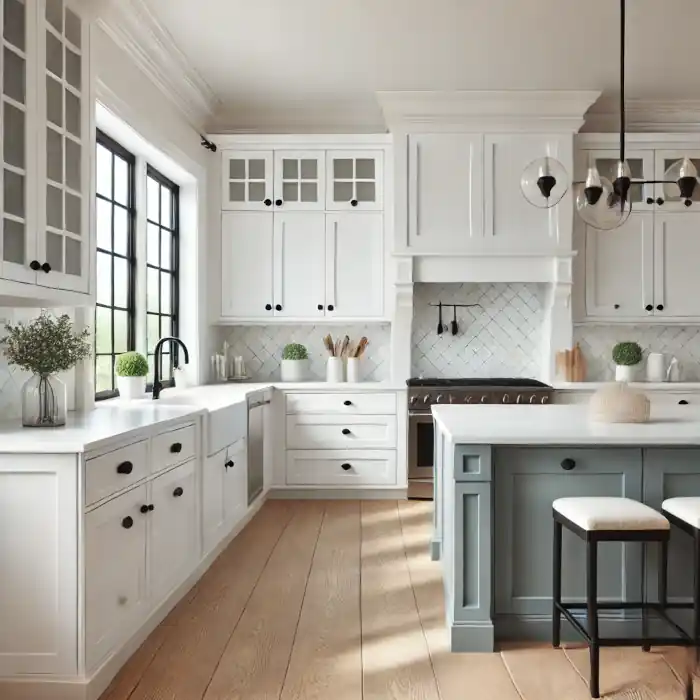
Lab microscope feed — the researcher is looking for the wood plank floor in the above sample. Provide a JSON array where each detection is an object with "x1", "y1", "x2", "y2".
[{"x1": 101, "y1": 500, "x2": 696, "y2": 700}]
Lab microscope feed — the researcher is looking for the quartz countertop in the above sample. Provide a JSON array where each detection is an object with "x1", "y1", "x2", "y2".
[
  {"x1": 554, "y1": 382, "x2": 700, "y2": 392},
  {"x1": 432, "y1": 404, "x2": 700, "y2": 446}
]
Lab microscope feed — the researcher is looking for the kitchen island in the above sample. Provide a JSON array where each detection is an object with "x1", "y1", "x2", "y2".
[{"x1": 431, "y1": 403, "x2": 700, "y2": 652}]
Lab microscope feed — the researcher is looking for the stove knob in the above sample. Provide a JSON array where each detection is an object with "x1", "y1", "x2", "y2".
[
  {"x1": 529, "y1": 395, "x2": 537, "y2": 404},
  {"x1": 480, "y1": 395, "x2": 489, "y2": 404},
  {"x1": 465, "y1": 396, "x2": 473, "y2": 404},
  {"x1": 436, "y1": 394, "x2": 444, "y2": 403},
  {"x1": 516, "y1": 394, "x2": 523, "y2": 404},
  {"x1": 449, "y1": 394, "x2": 456, "y2": 404},
  {"x1": 409, "y1": 396, "x2": 417, "y2": 405},
  {"x1": 422, "y1": 395, "x2": 431, "y2": 404},
  {"x1": 541, "y1": 396, "x2": 550, "y2": 405},
  {"x1": 502, "y1": 394, "x2": 510, "y2": 404}
]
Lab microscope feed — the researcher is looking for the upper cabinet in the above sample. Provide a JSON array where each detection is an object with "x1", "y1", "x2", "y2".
[
  {"x1": 222, "y1": 151, "x2": 273, "y2": 211},
  {"x1": 326, "y1": 150, "x2": 383, "y2": 211},
  {"x1": 274, "y1": 151, "x2": 325, "y2": 211},
  {"x1": 0, "y1": 0, "x2": 91, "y2": 299}
]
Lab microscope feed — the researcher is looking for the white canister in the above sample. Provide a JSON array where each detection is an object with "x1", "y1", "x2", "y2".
[
  {"x1": 646, "y1": 352, "x2": 666, "y2": 382},
  {"x1": 281, "y1": 359, "x2": 307, "y2": 382},
  {"x1": 346, "y1": 357, "x2": 360, "y2": 383},
  {"x1": 615, "y1": 364, "x2": 636, "y2": 382},
  {"x1": 326, "y1": 357, "x2": 345, "y2": 383}
]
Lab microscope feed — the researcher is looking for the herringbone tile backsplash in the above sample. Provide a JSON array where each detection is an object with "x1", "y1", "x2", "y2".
[
  {"x1": 216, "y1": 324, "x2": 391, "y2": 382},
  {"x1": 411, "y1": 283, "x2": 546, "y2": 379},
  {"x1": 574, "y1": 325, "x2": 700, "y2": 381}
]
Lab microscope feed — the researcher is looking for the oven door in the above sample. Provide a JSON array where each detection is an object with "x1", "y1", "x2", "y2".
[{"x1": 408, "y1": 411, "x2": 435, "y2": 480}]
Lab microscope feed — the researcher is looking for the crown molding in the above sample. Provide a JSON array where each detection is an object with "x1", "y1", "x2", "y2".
[
  {"x1": 96, "y1": 0, "x2": 220, "y2": 130},
  {"x1": 584, "y1": 99, "x2": 700, "y2": 133},
  {"x1": 377, "y1": 90, "x2": 602, "y2": 134}
]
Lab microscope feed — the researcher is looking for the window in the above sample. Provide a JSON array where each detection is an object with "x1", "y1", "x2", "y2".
[
  {"x1": 95, "y1": 131, "x2": 136, "y2": 399},
  {"x1": 94, "y1": 132, "x2": 180, "y2": 399}
]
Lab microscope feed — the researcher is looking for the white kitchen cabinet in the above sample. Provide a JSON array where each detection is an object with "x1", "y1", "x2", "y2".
[
  {"x1": 148, "y1": 461, "x2": 198, "y2": 605},
  {"x1": 407, "y1": 133, "x2": 484, "y2": 251},
  {"x1": 654, "y1": 150, "x2": 700, "y2": 211},
  {"x1": 326, "y1": 150, "x2": 383, "y2": 211},
  {"x1": 221, "y1": 211, "x2": 274, "y2": 319},
  {"x1": 273, "y1": 211, "x2": 326, "y2": 317},
  {"x1": 584, "y1": 213, "x2": 653, "y2": 318},
  {"x1": 274, "y1": 150, "x2": 325, "y2": 211},
  {"x1": 224, "y1": 438, "x2": 247, "y2": 526},
  {"x1": 222, "y1": 150, "x2": 273, "y2": 211},
  {"x1": 326, "y1": 212, "x2": 383, "y2": 318},
  {"x1": 85, "y1": 484, "x2": 148, "y2": 673}
]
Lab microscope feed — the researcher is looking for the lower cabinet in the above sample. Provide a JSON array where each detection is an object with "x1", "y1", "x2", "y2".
[
  {"x1": 493, "y1": 447, "x2": 643, "y2": 616},
  {"x1": 286, "y1": 450, "x2": 397, "y2": 486}
]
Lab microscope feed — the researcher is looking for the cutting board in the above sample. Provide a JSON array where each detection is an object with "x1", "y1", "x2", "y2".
[{"x1": 556, "y1": 344, "x2": 586, "y2": 382}]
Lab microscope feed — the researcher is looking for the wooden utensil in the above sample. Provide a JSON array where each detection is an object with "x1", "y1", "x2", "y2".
[
  {"x1": 323, "y1": 334, "x2": 335, "y2": 357},
  {"x1": 572, "y1": 343, "x2": 586, "y2": 382}
]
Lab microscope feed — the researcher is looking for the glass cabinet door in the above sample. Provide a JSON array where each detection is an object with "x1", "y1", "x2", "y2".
[
  {"x1": 37, "y1": 0, "x2": 89, "y2": 292},
  {"x1": 0, "y1": 0, "x2": 35, "y2": 283},
  {"x1": 273, "y1": 151, "x2": 325, "y2": 211},
  {"x1": 221, "y1": 150, "x2": 273, "y2": 211},
  {"x1": 325, "y1": 150, "x2": 383, "y2": 211},
  {"x1": 654, "y1": 150, "x2": 700, "y2": 212}
]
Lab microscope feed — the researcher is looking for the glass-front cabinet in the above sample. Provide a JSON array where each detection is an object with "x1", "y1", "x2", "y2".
[
  {"x1": 273, "y1": 150, "x2": 324, "y2": 210},
  {"x1": 222, "y1": 150, "x2": 273, "y2": 211},
  {"x1": 326, "y1": 150, "x2": 383, "y2": 211}
]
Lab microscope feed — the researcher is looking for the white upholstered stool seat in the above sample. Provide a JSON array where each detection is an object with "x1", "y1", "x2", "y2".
[
  {"x1": 662, "y1": 498, "x2": 700, "y2": 529},
  {"x1": 553, "y1": 497, "x2": 670, "y2": 532}
]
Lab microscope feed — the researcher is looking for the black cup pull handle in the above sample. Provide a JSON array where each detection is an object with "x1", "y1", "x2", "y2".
[
  {"x1": 122, "y1": 516, "x2": 133, "y2": 529},
  {"x1": 341, "y1": 463, "x2": 352, "y2": 471},
  {"x1": 170, "y1": 442, "x2": 183, "y2": 454},
  {"x1": 173, "y1": 487, "x2": 184, "y2": 497},
  {"x1": 343, "y1": 400, "x2": 352, "y2": 406},
  {"x1": 679, "y1": 400, "x2": 689, "y2": 405},
  {"x1": 342, "y1": 428, "x2": 351, "y2": 435},
  {"x1": 117, "y1": 461, "x2": 133, "y2": 475},
  {"x1": 561, "y1": 458, "x2": 576, "y2": 471}
]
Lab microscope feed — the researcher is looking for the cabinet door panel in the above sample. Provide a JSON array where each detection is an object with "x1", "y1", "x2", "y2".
[
  {"x1": 326, "y1": 150, "x2": 383, "y2": 211},
  {"x1": 326, "y1": 212, "x2": 383, "y2": 318},
  {"x1": 149, "y1": 461, "x2": 198, "y2": 604},
  {"x1": 222, "y1": 150, "x2": 273, "y2": 211},
  {"x1": 274, "y1": 212, "x2": 325, "y2": 318},
  {"x1": 408, "y1": 134, "x2": 483, "y2": 251},
  {"x1": 221, "y1": 211, "x2": 274, "y2": 319},
  {"x1": 85, "y1": 484, "x2": 148, "y2": 672},
  {"x1": 494, "y1": 448, "x2": 642, "y2": 616},
  {"x1": 225, "y1": 440, "x2": 247, "y2": 526},
  {"x1": 203, "y1": 448, "x2": 227, "y2": 556},
  {"x1": 274, "y1": 150, "x2": 325, "y2": 211},
  {"x1": 653, "y1": 213, "x2": 700, "y2": 317},
  {"x1": 585, "y1": 212, "x2": 653, "y2": 318}
]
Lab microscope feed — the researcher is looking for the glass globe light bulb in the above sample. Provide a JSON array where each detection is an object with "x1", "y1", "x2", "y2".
[
  {"x1": 575, "y1": 175, "x2": 632, "y2": 230},
  {"x1": 613, "y1": 159, "x2": 632, "y2": 203},
  {"x1": 520, "y1": 156, "x2": 569, "y2": 209},
  {"x1": 664, "y1": 157, "x2": 699, "y2": 206}
]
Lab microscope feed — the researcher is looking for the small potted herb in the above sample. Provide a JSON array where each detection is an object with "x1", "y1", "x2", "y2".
[
  {"x1": 281, "y1": 343, "x2": 308, "y2": 382},
  {"x1": 115, "y1": 352, "x2": 149, "y2": 399},
  {"x1": 2, "y1": 312, "x2": 91, "y2": 427},
  {"x1": 612, "y1": 341, "x2": 643, "y2": 382}
]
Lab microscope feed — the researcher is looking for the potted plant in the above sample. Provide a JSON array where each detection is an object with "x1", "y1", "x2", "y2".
[
  {"x1": 115, "y1": 352, "x2": 149, "y2": 399},
  {"x1": 281, "y1": 343, "x2": 308, "y2": 382},
  {"x1": 612, "y1": 341, "x2": 643, "y2": 382},
  {"x1": 2, "y1": 312, "x2": 91, "y2": 427}
]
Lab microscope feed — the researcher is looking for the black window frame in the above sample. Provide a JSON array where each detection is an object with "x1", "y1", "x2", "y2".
[
  {"x1": 94, "y1": 130, "x2": 137, "y2": 401},
  {"x1": 145, "y1": 164, "x2": 180, "y2": 389}
]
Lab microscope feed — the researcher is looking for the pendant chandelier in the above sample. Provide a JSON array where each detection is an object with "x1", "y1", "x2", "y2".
[{"x1": 521, "y1": 0, "x2": 698, "y2": 230}]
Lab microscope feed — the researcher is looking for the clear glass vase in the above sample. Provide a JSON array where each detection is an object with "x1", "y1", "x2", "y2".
[{"x1": 21, "y1": 374, "x2": 67, "y2": 428}]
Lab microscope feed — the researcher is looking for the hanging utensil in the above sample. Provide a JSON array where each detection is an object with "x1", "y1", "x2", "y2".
[
  {"x1": 437, "y1": 302, "x2": 444, "y2": 335},
  {"x1": 451, "y1": 305, "x2": 458, "y2": 336}
]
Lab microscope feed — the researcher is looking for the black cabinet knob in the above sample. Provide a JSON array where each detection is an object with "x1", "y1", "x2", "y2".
[
  {"x1": 225, "y1": 459, "x2": 234, "y2": 469},
  {"x1": 685, "y1": 199, "x2": 693, "y2": 208},
  {"x1": 116, "y1": 461, "x2": 133, "y2": 475},
  {"x1": 140, "y1": 505, "x2": 149, "y2": 514},
  {"x1": 173, "y1": 487, "x2": 184, "y2": 497},
  {"x1": 656, "y1": 197, "x2": 665, "y2": 206},
  {"x1": 679, "y1": 400, "x2": 689, "y2": 405},
  {"x1": 148, "y1": 504, "x2": 155, "y2": 512},
  {"x1": 41, "y1": 262, "x2": 51, "y2": 273},
  {"x1": 350, "y1": 199, "x2": 358, "y2": 207},
  {"x1": 122, "y1": 516, "x2": 133, "y2": 529},
  {"x1": 561, "y1": 458, "x2": 576, "y2": 471},
  {"x1": 264, "y1": 198, "x2": 272, "y2": 207},
  {"x1": 342, "y1": 428, "x2": 351, "y2": 435},
  {"x1": 645, "y1": 304, "x2": 653, "y2": 312},
  {"x1": 614, "y1": 304, "x2": 620, "y2": 310},
  {"x1": 341, "y1": 463, "x2": 352, "y2": 471},
  {"x1": 29, "y1": 260, "x2": 41, "y2": 271},
  {"x1": 317, "y1": 304, "x2": 324, "y2": 311},
  {"x1": 327, "y1": 305, "x2": 334, "y2": 311},
  {"x1": 170, "y1": 442, "x2": 182, "y2": 454},
  {"x1": 343, "y1": 400, "x2": 352, "y2": 406},
  {"x1": 646, "y1": 197, "x2": 654, "y2": 205},
  {"x1": 275, "y1": 304, "x2": 282, "y2": 311},
  {"x1": 265, "y1": 304, "x2": 272, "y2": 311},
  {"x1": 656, "y1": 304, "x2": 664, "y2": 311},
  {"x1": 275, "y1": 199, "x2": 283, "y2": 206}
]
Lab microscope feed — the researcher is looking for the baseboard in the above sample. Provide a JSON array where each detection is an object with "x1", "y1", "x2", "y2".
[
  {"x1": 430, "y1": 538, "x2": 441, "y2": 561},
  {"x1": 449, "y1": 621, "x2": 495, "y2": 652},
  {"x1": 268, "y1": 487, "x2": 408, "y2": 500},
  {"x1": 0, "y1": 495, "x2": 270, "y2": 700}
]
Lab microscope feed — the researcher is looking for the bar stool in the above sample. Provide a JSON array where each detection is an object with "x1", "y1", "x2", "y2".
[{"x1": 552, "y1": 497, "x2": 693, "y2": 699}]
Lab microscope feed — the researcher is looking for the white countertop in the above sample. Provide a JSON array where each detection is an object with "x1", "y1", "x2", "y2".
[
  {"x1": 432, "y1": 404, "x2": 700, "y2": 446},
  {"x1": 554, "y1": 382, "x2": 700, "y2": 392}
]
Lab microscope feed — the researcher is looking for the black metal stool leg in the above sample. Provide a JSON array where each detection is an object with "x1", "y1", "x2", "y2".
[
  {"x1": 553, "y1": 519, "x2": 562, "y2": 648},
  {"x1": 588, "y1": 538, "x2": 600, "y2": 699},
  {"x1": 695, "y1": 531, "x2": 700, "y2": 646}
]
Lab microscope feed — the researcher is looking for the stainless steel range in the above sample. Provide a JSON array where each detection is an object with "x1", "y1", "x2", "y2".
[{"x1": 407, "y1": 378, "x2": 553, "y2": 500}]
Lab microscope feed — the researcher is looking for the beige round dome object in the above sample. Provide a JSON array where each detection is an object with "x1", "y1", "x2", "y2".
[{"x1": 589, "y1": 382, "x2": 650, "y2": 424}]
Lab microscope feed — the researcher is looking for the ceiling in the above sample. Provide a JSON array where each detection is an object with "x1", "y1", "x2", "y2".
[{"x1": 142, "y1": 0, "x2": 700, "y2": 132}]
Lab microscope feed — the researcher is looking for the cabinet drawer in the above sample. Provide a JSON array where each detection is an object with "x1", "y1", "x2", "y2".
[
  {"x1": 152, "y1": 424, "x2": 196, "y2": 472},
  {"x1": 286, "y1": 450, "x2": 397, "y2": 486},
  {"x1": 649, "y1": 392, "x2": 697, "y2": 407},
  {"x1": 85, "y1": 439, "x2": 149, "y2": 506},
  {"x1": 208, "y1": 401, "x2": 247, "y2": 457},
  {"x1": 286, "y1": 414, "x2": 396, "y2": 449},
  {"x1": 285, "y1": 392, "x2": 396, "y2": 415}
]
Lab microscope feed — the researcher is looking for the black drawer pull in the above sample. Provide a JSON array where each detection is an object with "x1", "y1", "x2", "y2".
[
  {"x1": 342, "y1": 428, "x2": 351, "y2": 435},
  {"x1": 122, "y1": 516, "x2": 133, "y2": 529},
  {"x1": 679, "y1": 400, "x2": 689, "y2": 405},
  {"x1": 173, "y1": 487, "x2": 184, "y2": 497},
  {"x1": 341, "y1": 463, "x2": 352, "y2": 471},
  {"x1": 343, "y1": 400, "x2": 352, "y2": 406},
  {"x1": 148, "y1": 504, "x2": 155, "y2": 512},
  {"x1": 140, "y1": 504, "x2": 149, "y2": 514},
  {"x1": 116, "y1": 461, "x2": 133, "y2": 475},
  {"x1": 561, "y1": 458, "x2": 576, "y2": 471},
  {"x1": 170, "y1": 442, "x2": 183, "y2": 454}
]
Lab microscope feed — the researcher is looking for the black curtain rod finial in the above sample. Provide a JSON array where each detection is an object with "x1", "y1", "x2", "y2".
[{"x1": 200, "y1": 136, "x2": 217, "y2": 153}]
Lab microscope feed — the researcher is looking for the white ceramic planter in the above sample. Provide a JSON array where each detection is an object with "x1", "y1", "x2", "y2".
[
  {"x1": 615, "y1": 365, "x2": 637, "y2": 382},
  {"x1": 326, "y1": 357, "x2": 344, "y2": 383},
  {"x1": 281, "y1": 359, "x2": 307, "y2": 382},
  {"x1": 117, "y1": 376, "x2": 147, "y2": 400}
]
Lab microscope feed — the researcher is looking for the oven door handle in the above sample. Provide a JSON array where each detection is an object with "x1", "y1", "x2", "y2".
[{"x1": 409, "y1": 411, "x2": 434, "y2": 420}]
